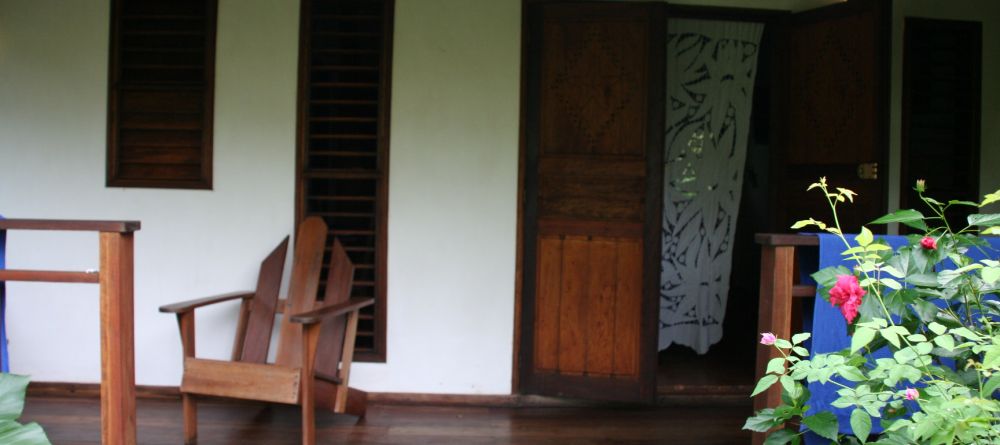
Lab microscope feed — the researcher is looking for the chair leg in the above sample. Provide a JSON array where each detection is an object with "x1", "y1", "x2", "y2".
[
  {"x1": 301, "y1": 397, "x2": 315, "y2": 445},
  {"x1": 182, "y1": 393, "x2": 197, "y2": 444},
  {"x1": 344, "y1": 387, "x2": 368, "y2": 419},
  {"x1": 301, "y1": 323, "x2": 321, "y2": 445}
]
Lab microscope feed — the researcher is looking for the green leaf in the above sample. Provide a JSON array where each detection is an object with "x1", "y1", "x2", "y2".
[
  {"x1": 812, "y1": 266, "x2": 852, "y2": 288},
  {"x1": 792, "y1": 333, "x2": 811, "y2": 345},
  {"x1": 983, "y1": 373, "x2": 1000, "y2": 397},
  {"x1": 779, "y1": 375, "x2": 796, "y2": 395},
  {"x1": 764, "y1": 428, "x2": 800, "y2": 445},
  {"x1": 948, "y1": 200, "x2": 979, "y2": 207},
  {"x1": 839, "y1": 366, "x2": 867, "y2": 382},
  {"x1": 791, "y1": 218, "x2": 826, "y2": 230},
  {"x1": 837, "y1": 187, "x2": 858, "y2": 203},
  {"x1": 983, "y1": 344, "x2": 1000, "y2": 368},
  {"x1": 880, "y1": 265, "x2": 904, "y2": 278},
  {"x1": 880, "y1": 329, "x2": 900, "y2": 348},
  {"x1": 983, "y1": 226, "x2": 1000, "y2": 235},
  {"x1": 792, "y1": 346, "x2": 809, "y2": 357},
  {"x1": 743, "y1": 408, "x2": 780, "y2": 432},
  {"x1": 0, "y1": 374, "x2": 51, "y2": 445},
  {"x1": 0, "y1": 375, "x2": 30, "y2": 422},
  {"x1": 767, "y1": 357, "x2": 786, "y2": 375},
  {"x1": 802, "y1": 412, "x2": 839, "y2": 441},
  {"x1": 752, "y1": 375, "x2": 780, "y2": 397},
  {"x1": 983, "y1": 266, "x2": 1000, "y2": 284},
  {"x1": 774, "y1": 339, "x2": 793, "y2": 349},
  {"x1": 933, "y1": 335, "x2": 954, "y2": 351},
  {"x1": 905, "y1": 273, "x2": 939, "y2": 287},
  {"x1": 950, "y1": 327, "x2": 981, "y2": 341},
  {"x1": 851, "y1": 408, "x2": 872, "y2": 443},
  {"x1": 982, "y1": 190, "x2": 1000, "y2": 207},
  {"x1": 927, "y1": 322, "x2": 947, "y2": 335},
  {"x1": 852, "y1": 327, "x2": 877, "y2": 353},
  {"x1": 968, "y1": 213, "x2": 1000, "y2": 227},
  {"x1": 791, "y1": 219, "x2": 815, "y2": 229},
  {"x1": 0, "y1": 421, "x2": 50, "y2": 445},
  {"x1": 880, "y1": 277, "x2": 902, "y2": 290},
  {"x1": 870, "y1": 209, "x2": 929, "y2": 231},
  {"x1": 856, "y1": 227, "x2": 874, "y2": 247}
]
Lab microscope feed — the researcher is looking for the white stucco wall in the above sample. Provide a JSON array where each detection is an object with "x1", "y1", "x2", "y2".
[
  {"x1": 0, "y1": 0, "x2": 996, "y2": 395},
  {"x1": 0, "y1": 0, "x2": 301, "y2": 384},
  {"x1": 353, "y1": 0, "x2": 520, "y2": 393},
  {"x1": 0, "y1": 0, "x2": 520, "y2": 394}
]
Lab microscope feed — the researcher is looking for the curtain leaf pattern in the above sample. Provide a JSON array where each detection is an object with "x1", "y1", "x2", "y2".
[{"x1": 659, "y1": 20, "x2": 763, "y2": 353}]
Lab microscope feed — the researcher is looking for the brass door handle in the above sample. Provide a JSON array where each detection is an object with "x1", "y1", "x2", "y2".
[{"x1": 857, "y1": 162, "x2": 878, "y2": 180}]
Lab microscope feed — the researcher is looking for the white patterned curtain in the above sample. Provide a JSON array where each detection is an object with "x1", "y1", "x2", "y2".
[{"x1": 659, "y1": 19, "x2": 764, "y2": 353}]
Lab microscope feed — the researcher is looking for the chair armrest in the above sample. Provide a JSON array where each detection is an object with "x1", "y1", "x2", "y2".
[
  {"x1": 158, "y1": 291, "x2": 256, "y2": 314},
  {"x1": 289, "y1": 297, "x2": 374, "y2": 325}
]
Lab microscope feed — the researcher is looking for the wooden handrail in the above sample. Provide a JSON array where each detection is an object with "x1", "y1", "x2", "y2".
[
  {"x1": 0, "y1": 218, "x2": 140, "y2": 233},
  {"x1": 0, "y1": 269, "x2": 100, "y2": 283},
  {"x1": 754, "y1": 233, "x2": 820, "y2": 247},
  {"x1": 1, "y1": 219, "x2": 139, "y2": 445}
]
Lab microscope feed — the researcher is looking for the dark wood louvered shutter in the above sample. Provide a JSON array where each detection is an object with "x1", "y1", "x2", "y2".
[
  {"x1": 296, "y1": 0, "x2": 393, "y2": 362},
  {"x1": 900, "y1": 18, "x2": 981, "y2": 231},
  {"x1": 107, "y1": 0, "x2": 217, "y2": 189}
]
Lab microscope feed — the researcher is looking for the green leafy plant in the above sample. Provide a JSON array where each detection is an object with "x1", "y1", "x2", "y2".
[
  {"x1": 745, "y1": 178, "x2": 1000, "y2": 444},
  {"x1": 0, "y1": 374, "x2": 51, "y2": 444}
]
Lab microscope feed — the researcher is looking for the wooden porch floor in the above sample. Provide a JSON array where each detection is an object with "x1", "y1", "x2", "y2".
[{"x1": 23, "y1": 395, "x2": 752, "y2": 444}]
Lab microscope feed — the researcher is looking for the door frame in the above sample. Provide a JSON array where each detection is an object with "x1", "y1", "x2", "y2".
[{"x1": 510, "y1": 1, "x2": 805, "y2": 398}]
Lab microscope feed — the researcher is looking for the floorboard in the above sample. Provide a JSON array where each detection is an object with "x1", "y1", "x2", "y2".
[{"x1": 23, "y1": 396, "x2": 752, "y2": 444}]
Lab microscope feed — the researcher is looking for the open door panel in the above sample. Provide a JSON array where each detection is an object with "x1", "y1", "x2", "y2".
[
  {"x1": 772, "y1": 0, "x2": 891, "y2": 232},
  {"x1": 519, "y1": 1, "x2": 663, "y2": 403}
]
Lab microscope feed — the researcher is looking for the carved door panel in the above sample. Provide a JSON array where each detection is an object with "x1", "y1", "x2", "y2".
[
  {"x1": 773, "y1": 0, "x2": 890, "y2": 232},
  {"x1": 520, "y1": 2, "x2": 663, "y2": 403}
]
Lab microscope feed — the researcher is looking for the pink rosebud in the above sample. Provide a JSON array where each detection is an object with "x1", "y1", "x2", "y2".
[
  {"x1": 904, "y1": 388, "x2": 919, "y2": 401},
  {"x1": 920, "y1": 236, "x2": 937, "y2": 250},
  {"x1": 829, "y1": 275, "x2": 866, "y2": 324},
  {"x1": 760, "y1": 332, "x2": 776, "y2": 345}
]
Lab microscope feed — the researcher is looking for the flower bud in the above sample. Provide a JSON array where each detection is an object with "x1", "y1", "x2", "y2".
[
  {"x1": 760, "y1": 332, "x2": 776, "y2": 346},
  {"x1": 920, "y1": 236, "x2": 937, "y2": 250}
]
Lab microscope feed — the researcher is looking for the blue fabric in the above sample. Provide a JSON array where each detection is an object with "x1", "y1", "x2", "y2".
[
  {"x1": 0, "y1": 214, "x2": 8, "y2": 373},
  {"x1": 803, "y1": 233, "x2": 1000, "y2": 444},
  {"x1": 803, "y1": 234, "x2": 908, "y2": 443}
]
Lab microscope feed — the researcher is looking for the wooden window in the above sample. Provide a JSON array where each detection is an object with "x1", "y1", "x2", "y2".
[
  {"x1": 296, "y1": 0, "x2": 393, "y2": 362},
  {"x1": 107, "y1": 0, "x2": 217, "y2": 189}
]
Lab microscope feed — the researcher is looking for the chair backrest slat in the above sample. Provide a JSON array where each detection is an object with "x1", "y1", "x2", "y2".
[
  {"x1": 236, "y1": 237, "x2": 289, "y2": 363},
  {"x1": 275, "y1": 217, "x2": 328, "y2": 367},
  {"x1": 315, "y1": 238, "x2": 355, "y2": 378}
]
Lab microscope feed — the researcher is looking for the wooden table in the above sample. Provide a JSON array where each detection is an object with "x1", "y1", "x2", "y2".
[
  {"x1": 0, "y1": 219, "x2": 140, "y2": 445},
  {"x1": 753, "y1": 233, "x2": 819, "y2": 445}
]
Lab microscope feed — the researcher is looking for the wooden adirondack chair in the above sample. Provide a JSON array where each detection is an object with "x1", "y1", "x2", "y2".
[{"x1": 159, "y1": 217, "x2": 373, "y2": 445}]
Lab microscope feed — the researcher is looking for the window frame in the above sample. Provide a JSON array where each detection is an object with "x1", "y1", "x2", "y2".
[
  {"x1": 295, "y1": 0, "x2": 393, "y2": 362},
  {"x1": 106, "y1": 0, "x2": 217, "y2": 190}
]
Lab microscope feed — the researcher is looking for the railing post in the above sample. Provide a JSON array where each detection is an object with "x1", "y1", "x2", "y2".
[
  {"x1": 752, "y1": 238, "x2": 800, "y2": 445},
  {"x1": 99, "y1": 231, "x2": 137, "y2": 445}
]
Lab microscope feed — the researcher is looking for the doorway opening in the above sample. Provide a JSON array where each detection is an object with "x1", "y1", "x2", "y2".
[{"x1": 656, "y1": 19, "x2": 774, "y2": 397}]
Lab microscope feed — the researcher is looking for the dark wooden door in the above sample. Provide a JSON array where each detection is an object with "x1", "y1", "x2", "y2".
[
  {"x1": 772, "y1": 0, "x2": 890, "y2": 232},
  {"x1": 519, "y1": 2, "x2": 663, "y2": 403}
]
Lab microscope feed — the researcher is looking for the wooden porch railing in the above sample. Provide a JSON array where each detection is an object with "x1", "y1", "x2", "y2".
[
  {"x1": 753, "y1": 233, "x2": 819, "y2": 445},
  {"x1": 0, "y1": 219, "x2": 140, "y2": 445}
]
